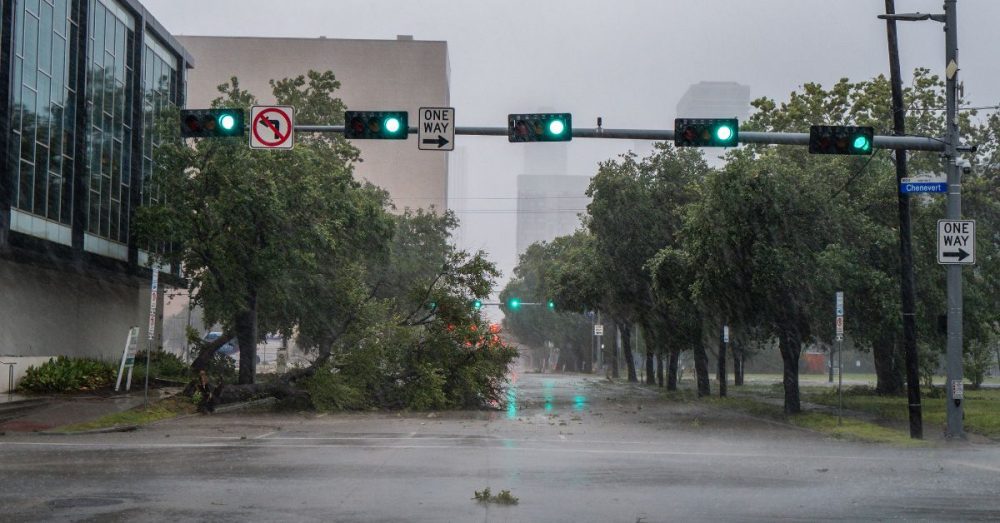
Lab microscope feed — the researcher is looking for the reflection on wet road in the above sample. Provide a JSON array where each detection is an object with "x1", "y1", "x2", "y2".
[{"x1": 2, "y1": 372, "x2": 999, "y2": 522}]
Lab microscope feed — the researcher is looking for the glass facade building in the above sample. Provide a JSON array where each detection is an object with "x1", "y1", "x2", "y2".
[{"x1": 1, "y1": 0, "x2": 190, "y2": 269}]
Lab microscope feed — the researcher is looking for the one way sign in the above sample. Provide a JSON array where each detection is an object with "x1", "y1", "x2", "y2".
[
  {"x1": 418, "y1": 107, "x2": 454, "y2": 151},
  {"x1": 937, "y1": 220, "x2": 975, "y2": 265}
]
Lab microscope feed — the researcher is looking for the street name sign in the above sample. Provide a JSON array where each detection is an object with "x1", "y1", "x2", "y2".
[
  {"x1": 937, "y1": 220, "x2": 975, "y2": 265},
  {"x1": 900, "y1": 177, "x2": 947, "y2": 194},
  {"x1": 250, "y1": 105, "x2": 295, "y2": 150},
  {"x1": 418, "y1": 107, "x2": 454, "y2": 151}
]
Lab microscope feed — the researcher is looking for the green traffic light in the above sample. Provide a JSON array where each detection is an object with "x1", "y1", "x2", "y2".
[
  {"x1": 218, "y1": 113, "x2": 236, "y2": 131},
  {"x1": 548, "y1": 119, "x2": 566, "y2": 136},
  {"x1": 547, "y1": 300, "x2": 555, "y2": 310},
  {"x1": 508, "y1": 298, "x2": 520, "y2": 310},
  {"x1": 473, "y1": 299, "x2": 483, "y2": 310},
  {"x1": 852, "y1": 135, "x2": 871, "y2": 152},
  {"x1": 384, "y1": 117, "x2": 402, "y2": 134},
  {"x1": 715, "y1": 125, "x2": 733, "y2": 142}
]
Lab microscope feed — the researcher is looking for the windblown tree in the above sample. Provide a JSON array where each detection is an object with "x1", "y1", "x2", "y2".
[{"x1": 500, "y1": 240, "x2": 594, "y2": 372}]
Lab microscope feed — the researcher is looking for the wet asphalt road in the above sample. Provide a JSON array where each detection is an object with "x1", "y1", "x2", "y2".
[{"x1": 1, "y1": 372, "x2": 999, "y2": 522}]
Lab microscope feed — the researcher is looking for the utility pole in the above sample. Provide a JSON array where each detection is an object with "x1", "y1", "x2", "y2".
[
  {"x1": 883, "y1": 0, "x2": 922, "y2": 440},
  {"x1": 877, "y1": 0, "x2": 965, "y2": 440},
  {"x1": 942, "y1": 0, "x2": 965, "y2": 439}
]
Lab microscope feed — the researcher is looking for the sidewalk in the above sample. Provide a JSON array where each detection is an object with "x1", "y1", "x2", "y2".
[{"x1": 0, "y1": 390, "x2": 169, "y2": 433}]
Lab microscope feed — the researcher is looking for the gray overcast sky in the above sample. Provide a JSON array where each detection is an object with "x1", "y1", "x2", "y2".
[{"x1": 142, "y1": 0, "x2": 1000, "y2": 299}]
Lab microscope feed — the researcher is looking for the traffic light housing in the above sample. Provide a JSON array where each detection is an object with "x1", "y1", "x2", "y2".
[
  {"x1": 508, "y1": 113, "x2": 572, "y2": 142},
  {"x1": 809, "y1": 125, "x2": 874, "y2": 155},
  {"x1": 472, "y1": 299, "x2": 483, "y2": 311},
  {"x1": 180, "y1": 108, "x2": 245, "y2": 138},
  {"x1": 507, "y1": 297, "x2": 521, "y2": 310},
  {"x1": 344, "y1": 111, "x2": 408, "y2": 140},
  {"x1": 547, "y1": 300, "x2": 555, "y2": 311},
  {"x1": 674, "y1": 118, "x2": 739, "y2": 147}
]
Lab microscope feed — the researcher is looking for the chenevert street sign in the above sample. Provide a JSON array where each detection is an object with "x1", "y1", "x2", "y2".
[
  {"x1": 937, "y1": 220, "x2": 975, "y2": 265},
  {"x1": 900, "y1": 177, "x2": 947, "y2": 194},
  {"x1": 418, "y1": 107, "x2": 455, "y2": 151}
]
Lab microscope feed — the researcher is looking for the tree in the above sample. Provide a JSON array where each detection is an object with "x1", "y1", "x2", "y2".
[
  {"x1": 139, "y1": 71, "x2": 393, "y2": 384},
  {"x1": 585, "y1": 146, "x2": 710, "y2": 383},
  {"x1": 501, "y1": 240, "x2": 594, "y2": 372}
]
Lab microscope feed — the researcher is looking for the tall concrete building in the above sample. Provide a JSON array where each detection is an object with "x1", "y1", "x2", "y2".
[
  {"x1": 1, "y1": 0, "x2": 192, "y2": 388},
  {"x1": 178, "y1": 35, "x2": 451, "y2": 212},
  {"x1": 515, "y1": 174, "x2": 591, "y2": 255},
  {"x1": 676, "y1": 81, "x2": 751, "y2": 121}
]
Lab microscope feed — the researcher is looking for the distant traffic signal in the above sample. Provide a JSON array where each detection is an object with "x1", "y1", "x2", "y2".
[
  {"x1": 507, "y1": 297, "x2": 521, "y2": 310},
  {"x1": 674, "y1": 118, "x2": 739, "y2": 147},
  {"x1": 180, "y1": 108, "x2": 244, "y2": 138},
  {"x1": 809, "y1": 125, "x2": 874, "y2": 155},
  {"x1": 508, "y1": 113, "x2": 572, "y2": 142},
  {"x1": 547, "y1": 300, "x2": 555, "y2": 311},
  {"x1": 472, "y1": 299, "x2": 483, "y2": 311},
  {"x1": 344, "y1": 111, "x2": 408, "y2": 140}
]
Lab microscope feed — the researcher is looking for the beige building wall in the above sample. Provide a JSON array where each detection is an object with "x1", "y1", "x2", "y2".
[
  {"x1": 178, "y1": 35, "x2": 450, "y2": 212},
  {"x1": 0, "y1": 259, "x2": 161, "y2": 379}
]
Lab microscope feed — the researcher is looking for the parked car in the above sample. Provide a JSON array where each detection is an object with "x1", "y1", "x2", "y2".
[{"x1": 203, "y1": 332, "x2": 239, "y2": 362}]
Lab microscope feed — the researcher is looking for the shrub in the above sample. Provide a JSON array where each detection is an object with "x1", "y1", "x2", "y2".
[
  {"x1": 304, "y1": 364, "x2": 368, "y2": 411},
  {"x1": 19, "y1": 356, "x2": 117, "y2": 393},
  {"x1": 132, "y1": 350, "x2": 190, "y2": 382}
]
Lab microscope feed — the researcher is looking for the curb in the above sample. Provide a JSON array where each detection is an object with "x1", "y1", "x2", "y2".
[
  {"x1": 37, "y1": 424, "x2": 139, "y2": 436},
  {"x1": 29, "y1": 396, "x2": 278, "y2": 436}
]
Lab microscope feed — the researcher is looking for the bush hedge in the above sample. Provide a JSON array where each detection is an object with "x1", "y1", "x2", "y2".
[{"x1": 19, "y1": 356, "x2": 117, "y2": 393}]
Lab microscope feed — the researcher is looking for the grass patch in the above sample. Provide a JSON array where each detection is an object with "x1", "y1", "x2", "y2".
[
  {"x1": 806, "y1": 387, "x2": 1000, "y2": 440},
  {"x1": 704, "y1": 395, "x2": 927, "y2": 447},
  {"x1": 473, "y1": 487, "x2": 519, "y2": 506},
  {"x1": 55, "y1": 396, "x2": 196, "y2": 433}
]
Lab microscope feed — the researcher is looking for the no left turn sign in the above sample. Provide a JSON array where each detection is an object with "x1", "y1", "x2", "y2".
[{"x1": 250, "y1": 105, "x2": 295, "y2": 150}]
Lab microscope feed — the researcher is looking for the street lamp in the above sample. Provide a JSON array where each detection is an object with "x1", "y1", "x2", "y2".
[{"x1": 882, "y1": 2, "x2": 964, "y2": 440}]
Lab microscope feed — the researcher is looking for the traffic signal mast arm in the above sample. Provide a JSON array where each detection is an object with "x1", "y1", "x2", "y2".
[{"x1": 293, "y1": 124, "x2": 946, "y2": 152}]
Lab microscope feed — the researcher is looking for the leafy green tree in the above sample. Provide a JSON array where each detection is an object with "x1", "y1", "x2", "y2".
[
  {"x1": 501, "y1": 240, "x2": 593, "y2": 372},
  {"x1": 139, "y1": 71, "x2": 391, "y2": 384}
]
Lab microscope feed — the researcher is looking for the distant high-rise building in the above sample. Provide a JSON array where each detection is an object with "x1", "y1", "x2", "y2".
[
  {"x1": 515, "y1": 175, "x2": 591, "y2": 255},
  {"x1": 676, "y1": 81, "x2": 751, "y2": 121}
]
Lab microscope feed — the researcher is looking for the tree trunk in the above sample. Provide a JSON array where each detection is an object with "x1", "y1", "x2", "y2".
[
  {"x1": 656, "y1": 353, "x2": 665, "y2": 387},
  {"x1": 645, "y1": 348, "x2": 656, "y2": 385},
  {"x1": 717, "y1": 337, "x2": 728, "y2": 397},
  {"x1": 733, "y1": 341, "x2": 745, "y2": 386},
  {"x1": 611, "y1": 323, "x2": 620, "y2": 379},
  {"x1": 778, "y1": 328, "x2": 802, "y2": 414},
  {"x1": 694, "y1": 342, "x2": 710, "y2": 397},
  {"x1": 190, "y1": 331, "x2": 236, "y2": 372},
  {"x1": 620, "y1": 323, "x2": 638, "y2": 383},
  {"x1": 235, "y1": 291, "x2": 259, "y2": 385},
  {"x1": 667, "y1": 348, "x2": 680, "y2": 391},
  {"x1": 873, "y1": 329, "x2": 904, "y2": 395}
]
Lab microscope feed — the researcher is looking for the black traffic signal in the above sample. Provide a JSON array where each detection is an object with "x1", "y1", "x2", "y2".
[
  {"x1": 674, "y1": 118, "x2": 739, "y2": 147},
  {"x1": 344, "y1": 111, "x2": 408, "y2": 139},
  {"x1": 508, "y1": 113, "x2": 572, "y2": 142},
  {"x1": 809, "y1": 125, "x2": 874, "y2": 155},
  {"x1": 546, "y1": 300, "x2": 555, "y2": 311},
  {"x1": 180, "y1": 108, "x2": 245, "y2": 138},
  {"x1": 472, "y1": 299, "x2": 483, "y2": 311}
]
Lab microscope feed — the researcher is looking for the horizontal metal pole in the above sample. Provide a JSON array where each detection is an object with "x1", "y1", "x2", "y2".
[{"x1": 293, "y1": 125, "x2": 946, "y2": 152}]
